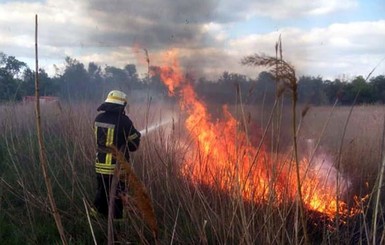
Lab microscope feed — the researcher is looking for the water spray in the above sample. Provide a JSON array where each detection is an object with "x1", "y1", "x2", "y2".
[{"x1": 139, "y1": 117, "x2": 177, "y2": 137}]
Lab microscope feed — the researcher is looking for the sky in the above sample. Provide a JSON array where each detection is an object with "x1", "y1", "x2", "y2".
[{"x1": 0, "y1": 0, "x2": 384, "y2": 81}]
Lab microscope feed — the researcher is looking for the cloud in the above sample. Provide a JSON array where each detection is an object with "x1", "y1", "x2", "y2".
[
  {"x1": 0, "y1": 0, "x2": 383, "y2": 81},
  {"x1": 81, "y1": 0, "x2": 360, "y2": 50},
  {"x1": 228, "y1": 20, "x2": 385, "y2": 79},
  {"x1": 213, "y1": 0, "x2": 358, "y2": 21},
  {"x1": 0, "y1": 0, "x2": 95, "y2": 60},
  {"x1": 78, "y1": 0, "x2": 371, "y2": 80}
]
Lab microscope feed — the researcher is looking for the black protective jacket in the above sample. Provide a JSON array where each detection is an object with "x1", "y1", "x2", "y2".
[{"x1": 94, "y1": 102, "x2": 141, "y2": 175}]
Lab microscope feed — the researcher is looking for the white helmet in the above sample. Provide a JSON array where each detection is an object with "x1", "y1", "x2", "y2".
[{"x1": 105, "y1": 90, "x2": 127, "y2": 106}]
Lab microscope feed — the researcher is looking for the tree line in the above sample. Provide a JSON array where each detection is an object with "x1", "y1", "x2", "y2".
[{"x1": 1, "y1": 51, "x2": 384, "y2": 105}]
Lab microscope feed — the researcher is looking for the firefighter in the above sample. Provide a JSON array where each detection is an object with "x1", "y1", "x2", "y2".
[{"x1": 93, "y1": 90, "x2": 141, "y2": 219}]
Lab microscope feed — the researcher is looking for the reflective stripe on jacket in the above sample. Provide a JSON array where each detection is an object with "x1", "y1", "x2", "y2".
[{"x1": 94, "y1": 104, "x2": 141, "y2": 175}]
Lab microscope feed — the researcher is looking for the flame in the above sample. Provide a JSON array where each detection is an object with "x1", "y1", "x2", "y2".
[{"x1": 156, "y1": 49, "x2": 359, "y2": 218}]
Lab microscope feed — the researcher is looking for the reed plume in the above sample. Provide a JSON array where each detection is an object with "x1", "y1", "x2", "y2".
[{"x1": 242, "y1": 45, "x2": 309, "y2": 244}]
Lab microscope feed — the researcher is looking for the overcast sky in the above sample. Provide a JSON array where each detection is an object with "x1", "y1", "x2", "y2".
[{"x1": 1, "y1": 0, "x2": 384, "y2": 80}]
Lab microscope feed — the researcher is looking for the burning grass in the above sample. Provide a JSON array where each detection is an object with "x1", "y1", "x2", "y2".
[
  {"x1": 0, "y1": 99, "x2": 383, "y2": 244},
  {"x1": 0, "y1": 65, "x2": 384, "y2": 243},
  {"x1": 157, "y1": 51, "x2": 362, "y2": 220}
]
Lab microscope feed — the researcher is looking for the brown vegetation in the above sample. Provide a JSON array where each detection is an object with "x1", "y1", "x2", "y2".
[{"x1": 0, "y1": 100, "x2": 384, "y2": 244}]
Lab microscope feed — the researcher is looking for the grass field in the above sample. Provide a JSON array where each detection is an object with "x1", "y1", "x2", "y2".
[{"x1": 0, "y1": 101, "x2": 384, "y2": 244}]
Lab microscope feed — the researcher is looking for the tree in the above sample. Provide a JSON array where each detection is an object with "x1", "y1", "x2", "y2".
[
  {"x1": 21, "y1": 68, "x2": 35, "y2": 96},
  {"x1": 0, "y1": 67, "x2": 16, "y2": 101},
  {"x1": 60, "y1": 57, "x2": 89, "y2": 100},
  {"x1": 124, "y1": 64, "x2": 138, "y2": 81},
  {"x1": 297, "y1": 76, "x2": 327, "y2": 105},
  {"x1": 105, "y1": 66, "x2": 126, "y2": 84},
  {"x1": 20, "y1": 68, "x2": 58, "y2": 98},
  {"x1": 370, "y1": 75, "x2": 385, "y2": 103},
  {"x1": 252, "y1": 71, "x2": 276, "y2": 105},
  {"x1": 324, "y1": 79, "x2": 344, "y2": 103},
  {"x1": 350, "y1": 76, "x2": 374, "y2": 104},
  {"x1": 4, "y1": 55, "x2": 27, "y2": 78},
  {"x1": 0, "y1": 52, "x2": 27, "y2": 101},
  {"x1": 148, "y1": 65, "x2": 168, "y2": 95},
  {"x1": 88, "y1": 62, "x2": 102, "y2": 82}
]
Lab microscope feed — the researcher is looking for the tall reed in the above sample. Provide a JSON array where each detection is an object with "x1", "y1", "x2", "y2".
[{"x1": 34, "y1": 14, "x2": 67, "y2": 245}]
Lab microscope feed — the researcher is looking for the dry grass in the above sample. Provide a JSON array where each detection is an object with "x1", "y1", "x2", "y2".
[
  {"x1": 299, "y1": 106, "x2": 383, "y2": 184},
  {"x1": 0, "y1": 101, "x2": 384, "y2": 244}
]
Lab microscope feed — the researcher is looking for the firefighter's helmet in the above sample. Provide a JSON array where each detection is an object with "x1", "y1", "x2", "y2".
[{"x1": 105, "y1": 90, "x2": 127, "y2": 106}]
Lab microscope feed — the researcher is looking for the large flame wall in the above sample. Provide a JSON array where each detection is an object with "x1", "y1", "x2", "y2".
[{"x1": 156, "y1": 50, "x2": 357, "y2": 218}]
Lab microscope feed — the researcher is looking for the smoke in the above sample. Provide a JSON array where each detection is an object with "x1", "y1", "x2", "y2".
[
  {"x1": 304, "y1": 138, "x2": 351, "y2": 197},
  {"x1": 81, "y1": 0, "x2": 248, "y2": 80},
  {"x1": 84, "y1": 0, "x2": 218, "y2": 49}
]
